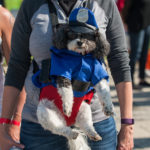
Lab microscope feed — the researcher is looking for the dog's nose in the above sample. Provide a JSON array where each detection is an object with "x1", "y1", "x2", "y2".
[{"x1": 77, "y1": 41, "x2": 83, "y2": 46}]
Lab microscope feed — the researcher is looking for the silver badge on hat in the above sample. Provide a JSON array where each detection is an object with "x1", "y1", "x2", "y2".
[{"x1": 77, "y1": 9, "x2": 88, "y2": 23}]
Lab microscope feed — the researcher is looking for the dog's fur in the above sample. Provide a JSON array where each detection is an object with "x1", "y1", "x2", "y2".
[{"x1": 37, "y1": 24, "x2": 114, "y2": 150}]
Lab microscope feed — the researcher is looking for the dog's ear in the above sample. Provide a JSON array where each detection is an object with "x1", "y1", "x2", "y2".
[
  {"x1": 52, "y1": 25, "x2": 69, "y2": 49},
  {"x1": 93, "y1": 31, "x2": 110, "y2": 59}
]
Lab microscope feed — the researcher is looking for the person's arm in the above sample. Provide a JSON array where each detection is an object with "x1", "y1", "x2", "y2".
[
  {"x1": 0, "y1": 6, "x2": 26, "y2": 125},
  {"x1": 0, "y1": 6, "x2": 27, "y2": 150},
  {"x1": 0, "y1": 87, "x2": 25, "y2": 150},
  {"x1": 0, "y1": 6, "x2": 14, "y2": 64},
  {"x1": 0, "y1": 0, "x2": 32, "y2": 149},
  {"x1": 116, "y1": 82, "x2": 134, "y2": 150},
  {"x1": 98, "y1": 0, "x2": 134, "y2": 149},
  {"x1": 0, "y1": 7, "x2": 17, "y2": 119},
  {"x1": 3, "y1": 87, "x2": 26, "y2": 143},
  {"x1": 0, "y1": 6, "x2": 26, "y2": 123}
]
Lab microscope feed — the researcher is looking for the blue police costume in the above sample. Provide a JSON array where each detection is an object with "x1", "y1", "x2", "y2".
[{"x1": 32, "y1": 8, "x2": 109, "y2": 126}]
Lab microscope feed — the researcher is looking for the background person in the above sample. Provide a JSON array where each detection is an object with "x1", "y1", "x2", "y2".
[
  {"x1": 116, "y1": 0, "x2": 125, "y2": 13},
  {"x1": 122, "y1": 0, "x2": 150, "y2": 89},
  {"x1": 4, "y1": 0, "x2": 22, "y2": 17},
  {"x1": 0, "y1": 0, "x2": 134, "y2": 150}
]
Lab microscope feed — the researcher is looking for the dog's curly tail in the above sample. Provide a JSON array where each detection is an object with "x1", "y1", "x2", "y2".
[{"x1": 68, "y1": 129, "x2": 91, "y2": 150}]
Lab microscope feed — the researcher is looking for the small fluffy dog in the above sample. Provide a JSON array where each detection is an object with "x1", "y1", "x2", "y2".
[{"x1": 34, "y1": 8, "x2": 114, "y2": 150}]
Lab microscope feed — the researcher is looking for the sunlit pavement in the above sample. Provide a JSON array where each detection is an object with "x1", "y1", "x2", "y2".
[{"x1": 109, "y1": 66, "x2": 150, "y2": 150}]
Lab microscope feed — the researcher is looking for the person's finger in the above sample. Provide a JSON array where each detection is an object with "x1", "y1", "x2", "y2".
[
  {"x1": 1, "y1": 137, "x2": 25, "y2": 150},
  {"x1": 130, "y1": 140, "x2": 134, "y2": 150},
  {"x1": 117, "y1": 145, "x2": 125, "y2": 150},
  {"x1": 117, "y1": 141, "x2": 133, "y2": 150},
  {"x1": 11, "y1": 140, "x2": 25, "y2": 149}
]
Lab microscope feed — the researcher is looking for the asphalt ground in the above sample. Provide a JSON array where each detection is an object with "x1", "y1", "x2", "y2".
[{"x1": 109, "y1": 66, "x2": 150, "y2": 150}]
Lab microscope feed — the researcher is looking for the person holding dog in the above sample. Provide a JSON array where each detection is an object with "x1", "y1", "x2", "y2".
[{"x1": 0, "y1": 0, "x2": 134, "y2": 150}]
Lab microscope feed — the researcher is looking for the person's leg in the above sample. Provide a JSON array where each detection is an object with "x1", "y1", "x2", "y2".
[
  {"x1": 88, "y1": 117, "x2": 117, "y2": 150},
  {"x1": 20, "y1": 119, "x2": 69, "y2": 150},
  {"x1": 129, "y1": 30, "x2": 145, "y2": 83},
  {"x1": 21, "y1": 117, "x2": 117, "y2": 150},
  {"x1": 139, "y1": 25, "x2": 150, "y2": 83}
]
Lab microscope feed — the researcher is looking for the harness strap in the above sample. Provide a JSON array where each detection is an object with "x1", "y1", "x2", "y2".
[
  {"x1": 86, "y1": 0, "x2": 91, "y2": 9},
  {"x1": 47, "y1": 0, "x2": 59, "y2": 33},
  {"x1": 33, "y1": 59, "x2": 39, "y2": 74},
  {"x1": 47, "y1": 0, "x2": 91, "y2": 32},
  {"x1": 39, "y1": 58, "x2": 51, "y2": 83}
]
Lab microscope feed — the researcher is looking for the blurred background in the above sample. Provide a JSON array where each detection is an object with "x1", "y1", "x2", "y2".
[
  {"x1": 0, "y1": 0, "x2": 22, "y2": 17},
  {"x1": 0, "y1": 0, "x2": 150, "y2": 149},
  {"x1": 115, "y1": 0, "x2": 150, "y2": 150}
]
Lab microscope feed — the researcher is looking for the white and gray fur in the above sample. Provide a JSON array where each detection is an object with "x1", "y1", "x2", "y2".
[{"x1": 37, "y1": 24, "x2": 114, "y2": 150}]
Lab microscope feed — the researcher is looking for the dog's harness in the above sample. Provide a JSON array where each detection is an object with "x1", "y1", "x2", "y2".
[{"x1": 40, "y1": 85, "x2": 94, "y2": 126}]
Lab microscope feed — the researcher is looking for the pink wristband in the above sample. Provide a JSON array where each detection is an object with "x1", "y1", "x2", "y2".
[
  {"x1": 0, "y1": 118, "x2": 11, "y2": 124},
  {"x1": 121, "y1": 118, "x2": 134, "y2": 125}
]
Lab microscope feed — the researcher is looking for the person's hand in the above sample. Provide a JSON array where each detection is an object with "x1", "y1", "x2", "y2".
[
  {"x1": 117, "y1": 124, "x2": 134, "y2": 150},
  {"x1": 6, "y1": 124, "x2": 21, "y2": 143},
  {"x1": 0, "y1": 124, "x2": 25, "y2": 150}
]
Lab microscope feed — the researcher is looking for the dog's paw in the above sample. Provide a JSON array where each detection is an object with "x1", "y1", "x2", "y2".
[
  {"x1": 89, "y1": 134, "x2": 102, "y2": 141},
  {"x1": 103, "y1": 105, "x2": 115, "y2": 116}
]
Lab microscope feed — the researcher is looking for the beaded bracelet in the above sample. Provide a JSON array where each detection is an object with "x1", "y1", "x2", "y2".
[{"x1": 0, "y1": 118, "x2": 21, "y2": 126}]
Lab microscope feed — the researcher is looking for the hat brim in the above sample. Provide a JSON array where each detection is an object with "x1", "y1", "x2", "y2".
[
  {"x1": 69, "y1": 21, "x2": 97, "y2": 33},
  {"x1": 70, "y1": 26, "x2": 95, "y2": 33}
]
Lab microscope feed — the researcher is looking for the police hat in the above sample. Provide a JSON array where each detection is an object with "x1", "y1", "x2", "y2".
[{"x1": 69, "y1": 8, "x2": 99, "y2": 33}]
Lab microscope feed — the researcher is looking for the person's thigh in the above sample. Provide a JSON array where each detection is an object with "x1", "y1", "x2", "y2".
[
  {"x1": 20, "y1": 120, "x2": 69, "y2": 150},
  {"x1": 88, "y1": 117, "x2": 117, "y2": 150},
  {"x1": 21, "y1": 117, "x2": 117, "y2": 150}
]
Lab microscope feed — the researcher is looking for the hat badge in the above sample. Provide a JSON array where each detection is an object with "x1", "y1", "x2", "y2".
[{"x1": 76, "y1": 8, "x2": 89, "y2": 23}]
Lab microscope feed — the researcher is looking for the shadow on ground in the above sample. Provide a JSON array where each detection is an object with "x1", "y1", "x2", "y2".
[
  {"x1": 113, "y1": 100, "x2": 150, "y2": 106},
  {"x1": 133, "y1": 91, "x2": 150, "y2": 99},
  {"x1": 112, "y1": 88, "x2": 150, "y2": 107},
  {"x1": 134, "y1": 138, "x2": 150, "y2": 149}
]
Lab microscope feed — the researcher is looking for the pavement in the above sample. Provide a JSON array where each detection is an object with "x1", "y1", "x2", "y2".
[{"x1": 109, "y1": 67, "x2": 150, "y2": 150}]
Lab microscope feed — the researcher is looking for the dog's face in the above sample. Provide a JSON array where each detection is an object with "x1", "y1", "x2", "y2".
[
  {"x1": 52, "y1": 24, "x2": 110, "y2": 59},
  {"x1": 66, "y1": 31, "x2": 97, "y2": 55}
]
